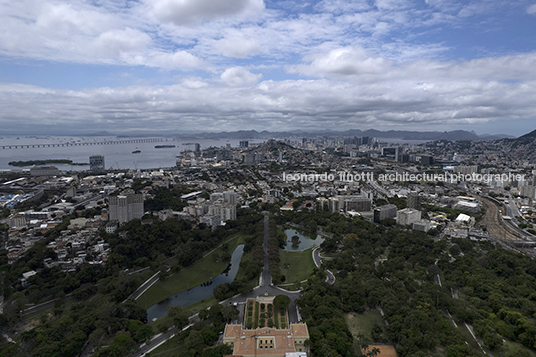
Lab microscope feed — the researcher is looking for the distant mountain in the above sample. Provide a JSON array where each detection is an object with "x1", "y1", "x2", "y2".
[
  {"x1": 78, "y1": 131, "x2": 115, "y2": 136},
  {"x1": 503, "y1": 128, "x2": 536, "y2": 150},
  {"x1": 68, "y1": 128, "x2": 516, "y2": 142},
  {"x1": 442, "y1": 128, "x2": 536, "y2": 162},
  {"x1": 174, "y1": 129, "x2": 511, "y2": 142},
  {"x1": 479, "y1": 133, "x2": 515, "y2": 140},
  {"x1": 519, "y1": 128, "x2": 536, "y2": 139}
]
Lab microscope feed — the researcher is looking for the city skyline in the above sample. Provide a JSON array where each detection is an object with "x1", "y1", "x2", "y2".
[{"x1": 1, "y1": 0, "x2": 536, "y2": 135}]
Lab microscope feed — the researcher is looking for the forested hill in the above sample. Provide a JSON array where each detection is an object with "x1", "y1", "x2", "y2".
[{"x1": 284, "y1": 209, "x2": 536, "y2": 357}]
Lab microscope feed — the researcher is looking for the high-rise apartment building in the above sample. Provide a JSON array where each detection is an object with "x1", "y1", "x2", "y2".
[
  {"x1": 374, "y1": 204, "x2": 398, "y2": 223},
  {"x1": 396, "y1": 208, "x2": 422, "y2": 226},
  {"x1": 407, "y1": 192, "x2": 421, "y2": 210},
  {"x1": 109, "y1": 189, "x2": 144, "y2": 224}
]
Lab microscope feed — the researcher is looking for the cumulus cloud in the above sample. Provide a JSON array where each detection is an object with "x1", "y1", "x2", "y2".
[
  {"x1": 375, "y1": 0, "x2": 410, "y2": 11},
  {"x1": 2, "y1": 50, "x2": 536, "y2": 134},
  {"x1": 1, "y1": 0, "x2": 536, "y2": 135},
  {"x1": 0, "y1": 0, "x2": 470, "y2": 71},
  {"x1": 180, "y1": 77, "x2": 209, "y2": 89},
  {"x1": 147, "y1": 0, "x2": 265, "y2": 25},
  {"x1": 91, "y1": 28, "x2": 152, "y2": 58},
  {"x1": 314, "y1": 0, "x2": 371, "y2": 14},
  {"x1": 220, "y1": 67, "x2": 262, "y2": 86},
  {"x1": 293, "y1": 47, "x2": 391, "y2": 77},
  {"x1": 215, "y1": 35, "x2": 261, "y2": 58},
  {"x1": 151, "y1": 50, "x2": 205, "y2": 70}
]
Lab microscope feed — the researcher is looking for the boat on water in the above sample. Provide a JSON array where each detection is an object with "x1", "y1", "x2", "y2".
[
  {"x1": 132, "y1": 150, "x2": 141, "y2": 154},
  {"x1": 155, "y1": 145, "x2": 176, "y2": 148}
]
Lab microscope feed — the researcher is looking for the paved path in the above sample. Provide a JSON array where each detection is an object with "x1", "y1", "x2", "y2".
[
  {"x1": 131, "y1": 313, "x2": 199, "y2": 357},
  {"x1": 312, "y1": 247, "x2": 336, "y2": 285},
  {"x1": 22, "y1": 294, "x2": 73, "y2": 317},
  {"x1": 126, "y1": 271, "x2": 160, "y2": 302},
  {"x1": 260, "y1": 215, "x2": 272, "y2": 287}
]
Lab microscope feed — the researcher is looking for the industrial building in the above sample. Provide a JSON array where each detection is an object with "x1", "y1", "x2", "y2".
[
  {"x1": 30, "y1": 166, "x2": 60, "y2": 176},
  {"x1": 453, "y1": 200, "x2": 480, "y2": 213}
]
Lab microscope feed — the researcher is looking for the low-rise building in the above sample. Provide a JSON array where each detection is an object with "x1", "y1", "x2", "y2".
[
  {"x1": 454, "y1": 200, "x2": 480, "y2": 213},
  {"x1": 105, "y1": 221, "x2": 118, "y2": 234},
  {"x1": 223, "y1": 296, "x2": 309, "y2": 357},
  {"x1": 223, "y1": 323, "x2": 309, "y2": 357},
  {"x1": 8, "y1": 214, "x2": 27, "y2": 229},
  {"x1": 413, "y1": 220, "x2": 430, "y2": 232},
  {"x1": 455, "y1": 213, "x2": 475, "y2": 226},
  {"x1": 30, "y1": 166, "x2": 60, "y2": 176}
]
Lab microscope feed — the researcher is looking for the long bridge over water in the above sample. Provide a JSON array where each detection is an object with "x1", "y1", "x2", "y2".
[{"x1": 1, "y1": 138, "x2": 165, "y2": 149}]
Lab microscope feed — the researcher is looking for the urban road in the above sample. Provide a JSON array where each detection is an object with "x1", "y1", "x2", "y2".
[{"x1": 131, "y1": 215, "x2": 335, "y2": 356}]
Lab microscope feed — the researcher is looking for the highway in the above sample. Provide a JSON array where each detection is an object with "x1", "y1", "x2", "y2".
[{"x1": 506, "y1": 197, "x2": 522, "y2": 223}]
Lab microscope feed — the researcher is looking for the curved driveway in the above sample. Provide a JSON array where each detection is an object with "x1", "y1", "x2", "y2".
[{"x1": 313, "y1": 247, "x2": 336, "y2": 285}]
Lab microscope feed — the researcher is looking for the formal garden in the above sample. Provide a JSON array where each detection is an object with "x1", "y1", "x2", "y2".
[{"x1": 244, "y1": 296, "x2": 289, "y2": 329}]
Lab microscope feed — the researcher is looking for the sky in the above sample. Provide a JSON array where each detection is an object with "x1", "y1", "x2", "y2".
[{"x1": 1, "y1": 0, "x2": 536, "y2": 136}]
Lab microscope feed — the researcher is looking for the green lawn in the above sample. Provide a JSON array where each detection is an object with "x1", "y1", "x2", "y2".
[
  {"x1": 233, "y1": 245, "x2": 261, "y2": 290},
  {"x1": 279, "y1": 247, "x2": 316, "y2": 284},
  {"x1": 137, "y1": 234, "x2": 247, "y2": 309},
  {"x1": 146, "y1": 333, "x2": 185, "y2": 357},
  {"x1": 345, "y1": 310, "x2": 386, "y2": 340},
  {"x1": 496, "y1": 340, "x2": 536, "y2": 357}
]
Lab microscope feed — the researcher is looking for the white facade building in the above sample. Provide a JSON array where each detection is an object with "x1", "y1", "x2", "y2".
[
  {"x1": 108, "y1": 189, "x2": 144, "y2": 224},
  {"x1": 396, "y1": 208, "x2": 422, "y2": 226}
]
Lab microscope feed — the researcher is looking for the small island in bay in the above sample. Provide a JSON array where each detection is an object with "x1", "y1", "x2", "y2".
[{"x1": 9, "y1": 159, "x2": 89, "y2": 167}]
